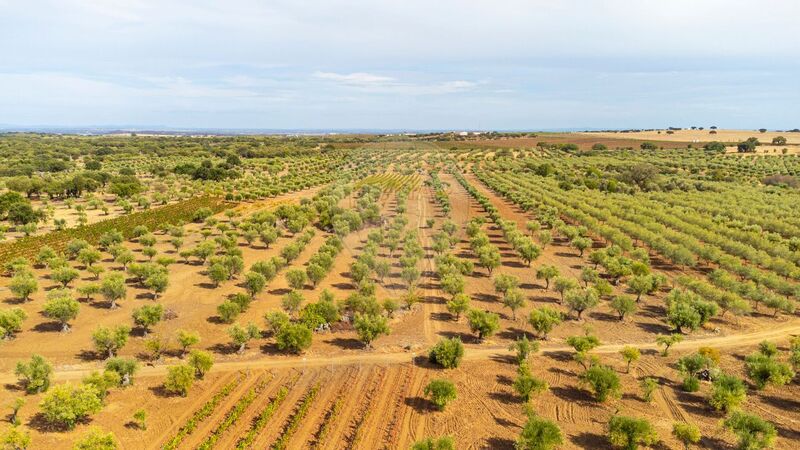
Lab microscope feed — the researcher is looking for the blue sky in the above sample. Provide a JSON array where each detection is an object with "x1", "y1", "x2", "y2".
[{"x1": 1, "y1": 0, "x2": 798, "y2": 130}]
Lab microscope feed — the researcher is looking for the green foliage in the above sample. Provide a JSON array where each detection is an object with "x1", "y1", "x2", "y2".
[
  {"x1": 672, "y1": 422, "x2": 701, "y2": 450},
  {"x1": 445, "y1": 293, "x2": 470, "y2": 320},
  {"x1": 723, "y1": 411, "x2": 776, "y2": 450},
  {"x1": 513, "y1": 363, "x2": 548, "y2": 402},
  {"x1": 639, "y1": 377, "x2": 658, "y2": 403},
  {"x1": 656, "y1": 334, "x2": 683, "y2": 356},
  {"x1": 467, "y1": 309, "x2": 500, "y2": 340},
  {"x1": 610, "y1": 295, "x2": 637, "y2": 320},
  {"x1": 188, "y1": 350, "x2": 214, "y2": 379},
  {"x1": 411, "y1": 436, "x2": 455, "y2": 450},
  {"x1": 353, "y1": 313, "x2": 390, "y2": 348},
  {"x1": 9, "y1": 272, "x2": 37, "y2": 301},
  {"x1": 579, "y1": 364, "x2": 621, "y2": 402},
  {"x1": 509, "y1": 335, "x2": 539, "y2": 364},
  {"x1": 15, "y1": 354, "x2": 52, "y2": 394},
  {"x1": 607, "y1": 415, "x2": 658, "y2": 450},
  {"x1": 516, "y1": 413, "x2": 563, "y2": 450},
  {"x1": 429, "y1": 337, "x2": 465, "y2": 369},
  {"x1": 39, "y1": 383, "x2": 103, "y2": 429},
  {"x1": 620, "y1": 346, "x2": 640, "y2": 373},
  {"x1": 227, "y1": 322, "x2": 260, "y2": 354},
  {"x1": 528, "y1": 307, "x2": 562, "y2": 338},
  {"x1": 92, "y1": 326, "x2": 130, "y2": 358},
  {"x1": 744, "y1": 353, "x2": 795, "y2": 389},
  {"x1": 424, "y1": 379, "x2": 457, "y2": 410},
  {"x1": 564, "y1": 288, "x2": 599, "y2": 320},
  {"x1": 73, "y1": 427, "x2": 118, "y2": 450},
  {"x1": 0, "y1": 307, "x2": 27, "y2": 338},
  {"x1": 709, "y1": 374, "x2": 747, "y2": 412},
  {"x1": 131, "y1": 304, "x2": 164, "y2": 335},
  {"x1": 275, "y1": 323, "x2": 312, "y2": 354},
  {"x1": 105, "y1": 358, "x2": 139, "y2": 386},
  {"x1": 0, "y1": 426, "x2": 31, "y2": 450},
  {"x1": 164, "y1": 364, "x2": 195, "y2": 396}
]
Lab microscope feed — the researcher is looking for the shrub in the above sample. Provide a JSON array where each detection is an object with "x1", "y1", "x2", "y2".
[
  {"x1": 723, "y1": 411, "x2": 776, "y2": 450},
  {"x1": 424, "y1": 379, "x2": 457, "y2": 410},
  {"x1": 579, "y1": 364, "x2": 621, "y2": 402},
  {"x1": 411, "y1": 436, "x2": 455, "y2": 450},
  {"x1": 744, "y1": 353, "x2": 794, "y2": 390},
  {"x1": 528, "y1": 307, "x2": 562, "y2": 338},
  {"x1": 428, "y1": 337, "x2": 465, "y2": 369},
  {"x1": 275, "y1": 323, "x2": 312, "y2": 354},
  {"x1": 353, "y1": 313, "x2": 390, "y2": 348},
  {"x1": 165, "y1": 364, "x2": 195, "y2": 396},
  {"x1": 607, "y1": 415, "x2": 658, "y2": 450},
  {"x1": 188, "y1": 350, "x2": 214, "y2": 379},
  {"x1": 39, "y1": 383, "x2": 102, "y2": 429},
  {"x1": 516, "y1": 413, "x2": 563, "y2": 450},
  {"x1": 672, "y1": 422, "x2": 701, "y2": 450},
  {"x1": 467, "y1": 309, "x2": 500, "y2": 341},
  {"x1": 15, "y1": 354, "x2": 52, "y2": 394},
  {"x1": 709, "y1": 374, "x2": 746, "y2": 412}
]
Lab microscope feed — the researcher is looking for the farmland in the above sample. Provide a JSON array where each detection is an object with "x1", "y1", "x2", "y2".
[{"x1": 0, "y1": 132, "x2": 799, "y2": 449}]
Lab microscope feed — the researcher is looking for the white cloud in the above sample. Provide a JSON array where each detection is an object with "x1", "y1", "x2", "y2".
[
  {"x1": 314, "y1": 72, "x2": 397, "y2": 87},
  {"x1": 313, "y1": 71, "x2": 478, "y2": 95}
]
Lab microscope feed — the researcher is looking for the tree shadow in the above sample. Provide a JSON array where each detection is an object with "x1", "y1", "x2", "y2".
[
  {"x1": 543, "y1": 350, "x2": 573, "y2": 363},
  {"x1": 550, "y1": 385, "x2": 592, "y2": 405},
  {"x1": 761, "y1": 394, "x2": 800, "y2": 412},
  {"x1": 472, "y1": 292, "x2": 497, "y2": 303},
  {"x1": 489, "y1": 390, "x2": 522, "y2": 405},
  {"x1": 330, "y1": 283, "x2": 354, "y2": 291},
  {"x1": 570, "y1": 432, "x2": 606, "y2": 448},
  {"x1": 483, "y1": 437, "x2": 515, "y2": 449},
  {"x1": 635, "y1": 321, "x2": 672, "y2": 335},
  {"x1": 149, "y1": 384, "x2": 179, "y2": 398},
  {"x1": 587, "y1": 311, "x2": 619, "y2": 322},
  {"x1": 32, "y1": 321, "x2": 63, "y2": 333},
  {"x1": 75, "y1": 349, "x2": 103, "y2": 361},
  {"x1": 430, "y1": 312, "x2": 452, "y2": 322},
  {"x1": 436, "y1": 330, "x2": 474, "y2": 342},
  {"x1": 555, "y1": 251, "x2": 577, "y2": 258},
  {"x1": 674, "y1": 389, "x2": 710, "y2": 416},
  {"x1": 325, "y1": 337, "x2": 363, "y2": 350},
  {"x1": 404, "y1": 396, "x2": 435, "y2": 413},
  {"x1": 490, "y1": 354, "x2": 518, "y2": 365},
  {"x1": 26, "y1": 412, "x2": 80, "y2": 432},
  {"x1": 206, "y1": 316, "x2": 228, "y2": 325},
  {"x1": 209, "y1": 342, "x2": 239, "y2": 355},
  {"x1": 496, "y1": 374, "x2": 514, "y2": 386}
]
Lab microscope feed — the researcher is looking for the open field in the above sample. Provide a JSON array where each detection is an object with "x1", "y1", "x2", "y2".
[
  {"x1": 580, "y1": 129, "x2": 800, "y2": 145},
  {"x1": 0, "y1": 133, "x2": 799, "y2": 449}
]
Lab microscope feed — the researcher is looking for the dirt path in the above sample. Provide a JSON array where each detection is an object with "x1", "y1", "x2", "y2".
[{"x1": 3, "y1": 322, "x2": 796, "y2": 386}]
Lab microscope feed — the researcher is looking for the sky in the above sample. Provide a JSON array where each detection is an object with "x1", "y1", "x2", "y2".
[{"x1": 1, "y1": 0, "x2": 799, "y2": 131}]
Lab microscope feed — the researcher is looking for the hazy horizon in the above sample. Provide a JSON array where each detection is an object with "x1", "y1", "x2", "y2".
[{"x1": 2, "y1": 1, "x2": 799, "y2": 130}]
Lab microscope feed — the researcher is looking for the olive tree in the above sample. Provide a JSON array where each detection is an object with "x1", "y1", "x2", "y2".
[
  {"x1": 39, "y1": 384, "x2": 102, "y2": 430},
  {"x1": 428, "y1": 337, "x2": 464, "y2": 369},
  {"x1": 607, "y1": 415, "x2": 658, "y2": 450},
  {"x1": 15, "y1": 354, "x2": 52, "y2": 394},
  {"x1": 353, "y1": 313, "x2": 390, "y2": 349},
  {"x1": 528, "y1": 307, "x2": 562, "y2": 339},
  {"x1": 424, "y1": 379, "x2": 457, "y2": 410},
  {"x1": 467, "y1": 309, "x2": 500, "y2": 341}
]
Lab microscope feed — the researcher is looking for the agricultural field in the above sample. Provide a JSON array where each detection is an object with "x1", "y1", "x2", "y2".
[{"x1": 0, "y1": 132, "x2": 799, "y2": 449}]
